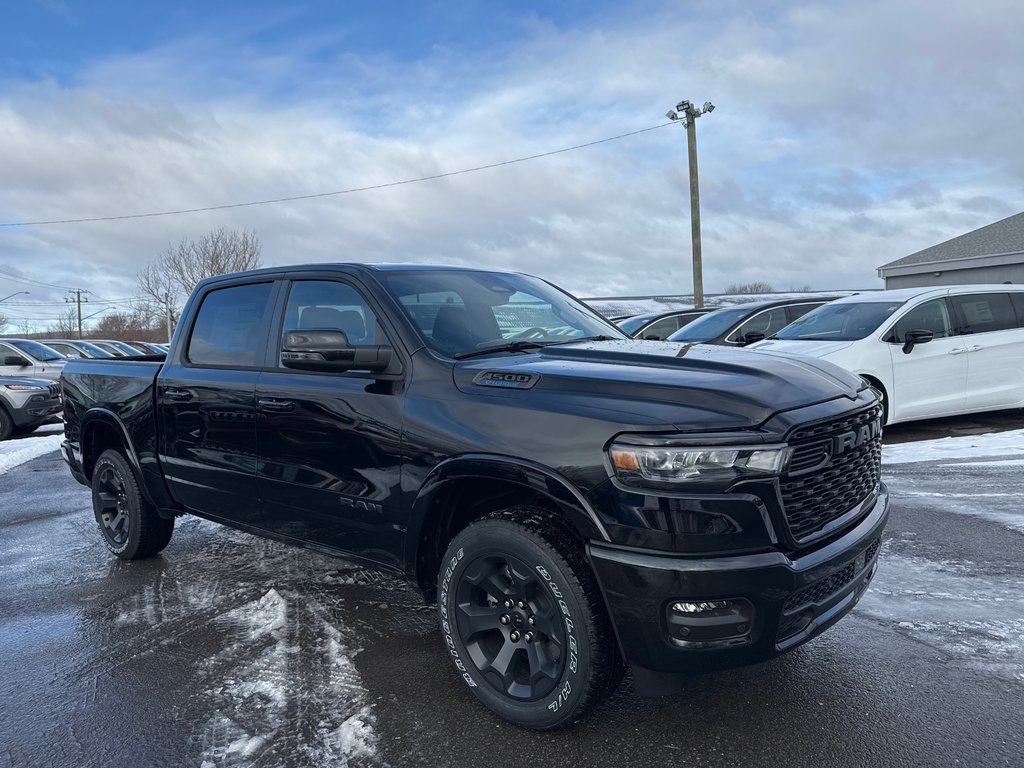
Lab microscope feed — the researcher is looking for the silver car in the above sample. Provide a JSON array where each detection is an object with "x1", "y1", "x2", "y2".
[
  {"x1": 0, "y1": 375, "x2": 63, "y2": 440},
  {"x1": 0, "y1": 338, "x2": 67, "y2": 381}
]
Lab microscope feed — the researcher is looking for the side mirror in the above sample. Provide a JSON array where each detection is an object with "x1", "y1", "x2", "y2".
[
  {"x1": 901, "y1": 328, "x2": 934, "y2": 354},
  {"x1": 281, "y1": 329, "x2": 393, "y2": 373},
  {"x1": 741, "y1": 332, "x2": 766, "y2": 346},
  {"x1": 3, "y1": 355, "x2": 29, "y2": 367}
]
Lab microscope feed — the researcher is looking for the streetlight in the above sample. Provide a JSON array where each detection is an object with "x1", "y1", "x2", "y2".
[
  {"x1": 666, "y1": 99, "x2": 714, "y2": 308},
  {"x1": 0, "y1": 290, "x2": 30, "y2": 303}
]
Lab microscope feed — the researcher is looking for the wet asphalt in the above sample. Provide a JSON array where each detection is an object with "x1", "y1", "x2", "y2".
[{"x1": 1, "y1": 420, "x2": 1023, "y2": 768}]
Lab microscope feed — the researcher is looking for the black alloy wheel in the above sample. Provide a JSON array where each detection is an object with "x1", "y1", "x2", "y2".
[
  {"x1": 455, "y1": 553, "x2": 566, "y2": 701},
  {"x1": 95, "y1": 463, "x2": 131, "y2": 549},
  {"x1": 90, "y1": 449, "x2": 174, "y2": 560},
  {"x1": 438, "y1": 508, "x2": 623, "y2": 729}
]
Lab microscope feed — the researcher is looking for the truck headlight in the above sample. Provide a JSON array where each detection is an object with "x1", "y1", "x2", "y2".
[
  {"x1": 2, "y1": 384, "x2": 46, "y2": 391},
  {"x1": 609, "y1": 443, "x2": 788, "y2": 486}
]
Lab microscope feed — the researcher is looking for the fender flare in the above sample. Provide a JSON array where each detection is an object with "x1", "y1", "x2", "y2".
[{"x1": 405, "y1": 453, "x2": 610, "y2": 580}]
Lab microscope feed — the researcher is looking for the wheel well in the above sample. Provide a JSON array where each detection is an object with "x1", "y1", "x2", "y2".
[
  {"x1": 415, "y1": 477, "x2": 583, "y2": 603},
  {"x1": 860, "y1": 375, "x2": 889, "y2": 424},
  {"x1": 82, "y1": 420, "x2": 128, "y2": 481}
]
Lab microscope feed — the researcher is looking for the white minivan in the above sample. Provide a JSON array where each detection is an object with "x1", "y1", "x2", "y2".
[{"x1": 751, "y1": 285, "x2": 1024, "y2": 424}]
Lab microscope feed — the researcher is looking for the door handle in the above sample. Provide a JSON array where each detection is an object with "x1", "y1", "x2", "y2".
[
  {"x1": 258, "y1": 398, "x2": 296, "y2": 412},
  {"x1": 947, "y1": 348, "x2": 967, "y2": 355},
  {"x1": 967, "y1": 344, "x2": 983, "y2": 352},
  {"x1": 164, "y1": 388, "x2": 194, "y2": 401}
]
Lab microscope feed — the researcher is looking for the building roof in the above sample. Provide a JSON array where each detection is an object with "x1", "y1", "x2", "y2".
[{"x1": 880, "y1": 211, "x2": 1024, "y2": 271}]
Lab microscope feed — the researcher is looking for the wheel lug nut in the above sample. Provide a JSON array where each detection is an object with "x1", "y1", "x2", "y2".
[
  {"x1": 517, "y1": 600, "x2": 527, "y2": 609},
  {"x1": 504, "y1": 599, "x2": 515, "y2": 609},
  {"x1": 524, "y1": 631, "x2": 534, "y2": 643},
  {"x1": 499, "y1": 614, "x2": 511, "y2": 625},
  {"x1": 528, "y1": 616, "x2": 536, "y2": 626},
  {"x1": 510, "y1": 630, "x2": 521, "y2": 642}
]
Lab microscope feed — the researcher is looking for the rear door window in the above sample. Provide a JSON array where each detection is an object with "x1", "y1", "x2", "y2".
[
  {"x1": 186, "y1": 283, "x2": 274, "y2": 367},
  {"x1": 950, "y1": 293, "x2": 1016, "y2": 335}
]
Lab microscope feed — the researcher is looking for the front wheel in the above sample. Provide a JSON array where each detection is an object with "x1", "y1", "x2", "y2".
[
  {"x1": 438, "y1": 508, "x2": 623, "y2": 729},
  {"x1": 91, "y1": 449, "x2": 174, "y2": 560}
]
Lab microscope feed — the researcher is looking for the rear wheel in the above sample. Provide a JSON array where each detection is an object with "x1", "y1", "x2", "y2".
[
  {"x1": 91, "y1": 449, "x2": 173, "y2": 560},
  {"x1": 438, "y1": 508, "x2": 623, "y2": 729}
]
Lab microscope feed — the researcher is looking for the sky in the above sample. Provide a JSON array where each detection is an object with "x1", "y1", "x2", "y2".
[{"x1": 1, "y1": 0, "x2": 1022, "y2": 332}]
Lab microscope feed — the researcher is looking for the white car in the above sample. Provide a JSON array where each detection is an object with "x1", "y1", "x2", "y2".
[{"x1": 751, "y1": 284, "x2": 1024, "y2": 425}]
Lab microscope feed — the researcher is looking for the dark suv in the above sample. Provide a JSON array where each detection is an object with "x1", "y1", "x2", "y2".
[{"x1": 667, "y1": 297, "x2": 841, "y2": 346}]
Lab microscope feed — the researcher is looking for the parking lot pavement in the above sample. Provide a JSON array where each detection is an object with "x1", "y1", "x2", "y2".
[{"x1": 1, "y1": 424, "x2": 1022, "y2": 767}]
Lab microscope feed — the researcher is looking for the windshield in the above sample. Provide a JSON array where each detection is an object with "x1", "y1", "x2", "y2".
[
  {"x1": 775, "y1": 301, "x2": 904, "y2": 341},
  {"x1": 76, "y1": 341, "x2": 114, "y2": 358},
  {"x1": 666, "y1": 306, "x2": 753, "y2": 342},
  {"x1": 107, "y1": 340, "x2": 144, "y2": 355},
  {"x1": 8, "y1": 339, "x2": 65, "y2": 362},
  {"x1": 380, "y1": 270, "x2": 625, "y2": 357}
]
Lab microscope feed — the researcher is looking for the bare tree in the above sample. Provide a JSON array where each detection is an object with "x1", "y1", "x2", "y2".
[
  {"x1": 0, "y1": 312, "x2": 7, "y2": 333},
  {"x1": 48, "y1": 307, "x2": 78, "y2": 336},
  {"x1": 163, "y1": 227, "x2": 262, "y2": 295},
  {"x1": 16, "y1": 317, "x2": 36, "y2": 336},
  {"x1": 725, "y1": 281, "x2": 775, "y2": 294},
  {"x1": 138, "y1": 228, "x2": 262, "y2": 337}
]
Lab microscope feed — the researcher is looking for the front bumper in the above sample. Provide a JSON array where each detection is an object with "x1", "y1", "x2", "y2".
[{"x1": 587, "y1": 487, "x2": 888, "y2": 689}]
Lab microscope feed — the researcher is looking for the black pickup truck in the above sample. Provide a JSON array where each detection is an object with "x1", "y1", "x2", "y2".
[{"x1": 61, "y1": 264, "x2": 888, "y2": 729}]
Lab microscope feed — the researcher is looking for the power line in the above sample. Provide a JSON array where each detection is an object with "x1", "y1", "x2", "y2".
[
  {"x1": 0, "y1": 122, "x2": 674, "y2": 228},
  {"x1": 0, "y1": 267, "x2": 79, "y2": 291}
]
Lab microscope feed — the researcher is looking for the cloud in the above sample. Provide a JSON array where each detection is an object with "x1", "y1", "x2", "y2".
[{"x1": 1, "y1": 0, "x2": 1023, "y2": 331}]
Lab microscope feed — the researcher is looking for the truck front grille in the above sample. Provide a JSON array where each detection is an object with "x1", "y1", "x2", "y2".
[
  {"x1": 777, "y1": 536, "x2": 882, "y2": 641},
  {"x1": 780, "y1": 405, "x2": 883, "y2": 543}
]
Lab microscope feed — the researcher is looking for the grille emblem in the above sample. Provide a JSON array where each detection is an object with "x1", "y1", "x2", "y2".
[{"x1": 832, "y1": 419, "x2": 881, "y2": 457}]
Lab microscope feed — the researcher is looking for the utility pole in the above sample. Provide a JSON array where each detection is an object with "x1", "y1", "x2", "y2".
[
  {"x1": 65, "y1": 289, "x2": 89, "y2": 340},
  {"x1": 666, "y1": 99, "x2": 715, "y2": 309},
  {"x1": 164, "y1": 292, "x2": 172, "y2": 343}
]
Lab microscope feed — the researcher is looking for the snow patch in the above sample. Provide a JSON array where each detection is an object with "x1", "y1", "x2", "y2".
[
  {"x1": 859, "y1": 549, "x2": 1024, "y2": 681},
  {"x1": 0, "y1": 433, "x2": 64, "y2": 475},
  {"x1": 883, "y1": 428, "x2": 1024, "y2": 465},
  {"x1": 198, "y1": 589, "x2": 378, "y2": 767}
]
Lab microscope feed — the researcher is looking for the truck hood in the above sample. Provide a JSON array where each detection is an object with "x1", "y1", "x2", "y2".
[
  {"x1": 749, "y1": 339, "x2": 854, "y2": 358},
  {"x1": 453, "y1": 339, "x2": 865, "y2": 431}
]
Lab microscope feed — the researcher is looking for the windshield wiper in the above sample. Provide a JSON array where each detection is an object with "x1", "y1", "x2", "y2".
[
  {"x1": 544, "y1": 335, "x2": 618, "y2": 347},
  {"x1": 452, "y1": 341, "x2": 552, "y2": 360}
]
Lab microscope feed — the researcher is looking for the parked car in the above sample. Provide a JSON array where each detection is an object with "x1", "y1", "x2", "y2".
[
  {"x1": 752, "y1": 285, "x2": 1024, "y2": 425},
  {"x1": 89, "y1": 339, "x2": 146, "y2": 357},
  {"x1": 0, "y1": 338, "x2": 67, "y2": 380},
  {"x1": 666, "y1": 297, "x2": 841, "y2": 346},
  {"x1": 617, "y1": 308, "x2": 711, "y2": 340},
  {"x1": 0, "y1": 376, "x2": 63, "y2": 440},
  {"x1": 43, "y1": 339, "x2": 115, "y2": 359},
  {"x1": 60, "y1": 264, "x2": 886, "y2": 729},
  {"x1": 124, "y1": 340, "x2": 167, "y2": 355}
]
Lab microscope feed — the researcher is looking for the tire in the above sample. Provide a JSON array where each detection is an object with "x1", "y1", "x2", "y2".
[
  {"x1": 438, "y1": 507, "x2": 623, "y2": 729},
  {"x1": 0, "y1": 406, "x2": 12, "y2": 441},
  {"x1": 91, "y1": 449, "x2": 174, "y2": 560}
]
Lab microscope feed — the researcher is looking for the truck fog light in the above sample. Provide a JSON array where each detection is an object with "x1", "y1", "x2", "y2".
[{"x1": 671, "y1": 601, "x2": 729, "y2": 614}]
